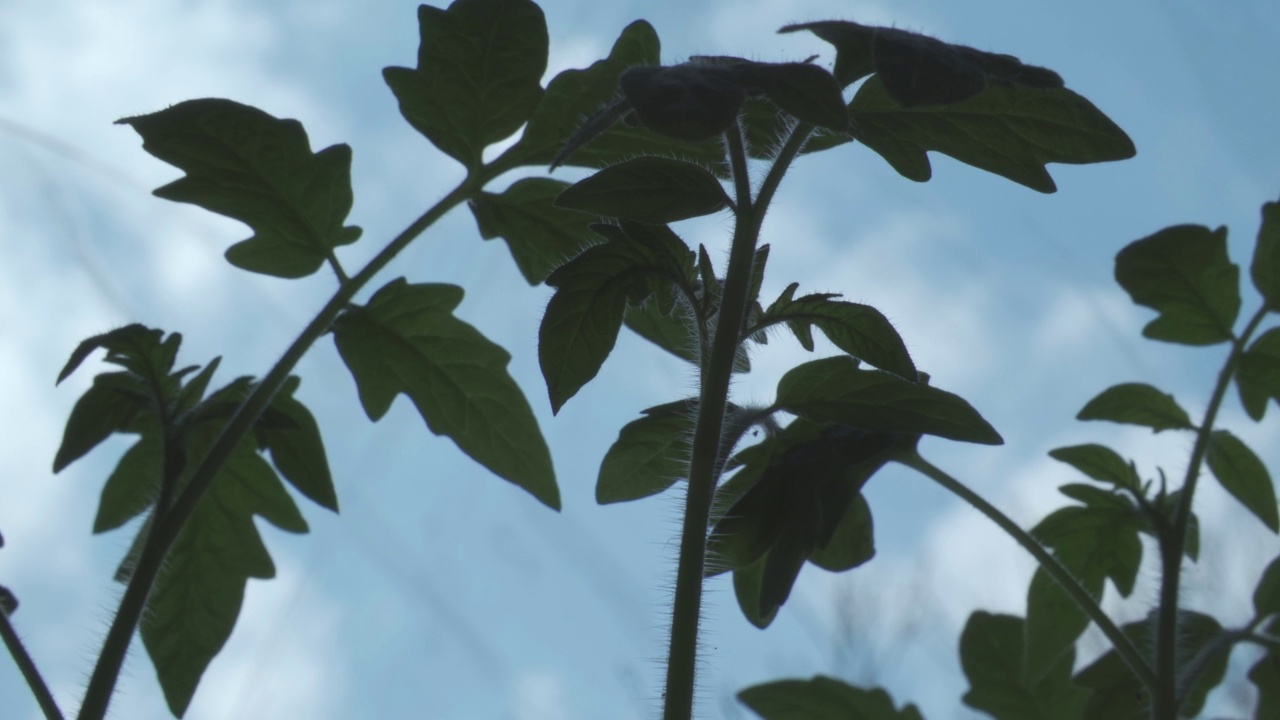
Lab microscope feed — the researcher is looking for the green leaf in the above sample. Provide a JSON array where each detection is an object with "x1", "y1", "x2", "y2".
[
  {"x1": 333, "y1": 278, "x2": 558, "y2": 509},
  {"x1": 806, "y1": 493, "x2": 875, "y2": 572},
  {"x1": 117, "y1": 100, "x2": 361, "y2": 278},
  {"x1": 57, "y1": 324, "x2": 168, "y2": 384},
  {"x1": 1205, "y1": 429, "x2": 1279, "y2": 532},
  {"x1": 94, "y1": 434, "x2": 162, "y2": 533},
  {"x1": 1251, "y1": 200, "x2": 1280, "y2": 310},
  {"x1": 0, "y1": 585, "x2": 15, "y2": 617},
  {"x1": 53, "y1": 373, "x2": 147, "y2": 474},
  {"x1": 1075, "y1": 611, "x2": 1227, "y2": 719},
  {"x1": 1248, "y1": 651, "x2": 1280, "y2": 718},
  {"x1": 701, "y1": 59, "x2": 847, "y2": 132},
  {"x1": 1236, "y1": 327, "x2": 1280, "y2": 421},
  {"x1": 846, "y1": 77, "x2": 1134, "y2": 193},
  {"x1": 140, "y1": 423, "x2": 308, "y2": 717},
  {"x1": 1032, "y1": 504, "x2": 1143, "y2": 598},
  {"x1": 555, "y1": 156, "x2": 730, "y2": 223},
  {"x1": 383, "y1": 0, "x2": 546, "y2": 169},
  {"x1": 468, "y1": 178, "x2": 600, "y2": 284},
  {"x1": 960, "y1": 612, "x2": 1087, "y2": 720},
  {"x1": 775, "y1": 356, "x2": 1002, "y2": 444},
  {"x1": 733, "y1": 553, "x2": 779, "y2": 629},
  {"x1": 1255, "y1": 553, "x2": 1280, "y2": 619},
  {"x1": 1048, "y1": 444, "x2": 1141, "y2": 491},
  {"x1": 620, "y1": 63, "x2": 746, "y2": 143},
  {"x1": 1076, "y1": 382, "x2": 1194, "y2": 432},
  {"x1": 256, "y1": 376, "x2": 338, "y2": 513},
  {"x1": 1114, "y1": 224, "x2": 1240, "y2": 346},
  {"x1": 759, "y1": 283, "x2": 916, "y2": 379},
  {"x1": 596, "y1": 400, "x2": 692, "y2": 504},
  {"x1": 738, "y1": 675, "x2": 924, "y2": 720},
  {"x1": 1023, "y1": 567, "x2": 1091, "y2": 687},
  {"x1": 778, "y1": 22, "x2": 876, "y2": 88},
  {"x1": 622, "y1": 294, "x2": 705, "y2": 367}
]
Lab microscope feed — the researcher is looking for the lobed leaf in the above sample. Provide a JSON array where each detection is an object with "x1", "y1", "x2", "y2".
[
  {"x1": 383, "y1": 0, "x2": 547, "y2": 170},
  {"x1": 759, "y1": 282, "x2": 916, "y2": 379},
  {"x1": 117, "y1": 100, "x2": 361, "y2": 278},
  {"x1": 738, "y1": 675, "x2": 924, "y2": 720},
  {"x1": 554, "y1": 156, "x2": 730, "y2": 223},
  {"x1": 1251, "y1": 200, "x2": 1280, "y2": 310},
  {"x1": 960, "y1": 612, "x2": 1087, "y2": 720},
  {"x1": 468, "y1": 178, "x2": 600, "y2": 285},
  {"x1": 1076, "y1": 382, "x2": 1193, "y2": 432},
  {"x1": 1204, "y1": 429, "x2": 1279, "y2": 532},
  {"x1": 775, "y1": 356, "x2": 1002, "y2": 444},
  {"x1": 1032, "y1": 504, "x2": 1143, "y2": 598},
  {"x1": 333, "y1": 278, "x2": 558, "y2": 509},
  {"x1": 1048, "y1": 444, "x2": 1141, "y2": 491},
  {"x1": 256, "y1": 376, "x2": 338, "y2": 513},
  {"x1": 1114, "y1": 224, "x2": 1240, "y2": 346},
  {"x1": 1236, "y1": 327, "x2": 1280, "y2": 421}
]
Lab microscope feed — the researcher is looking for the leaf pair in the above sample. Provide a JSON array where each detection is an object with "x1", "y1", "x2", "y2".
[{"x1": 54, "y1": 325, "x2": 335, "y2": 716}]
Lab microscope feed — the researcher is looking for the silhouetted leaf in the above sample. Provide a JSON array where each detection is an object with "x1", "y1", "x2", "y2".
[
  {"x1": 739, "y1": 675, "x2": 924, "y2": 720},
  {"x1": 960, "y1": 612, "x2": 1087, "y2": 720},
  {"x1": 333, "y1": 278, "x2": 558, "y2": 509},
  {"x1": 383, "y1": 0, "x2": 546, "y2": 169},
  {"x1": 1255, "y1": 553, "x2": 1280, "y2": 619},
  {"x1": 705, "y1": 59, "x2": 847, "y2": 131},
  {"x1": 94, "y1": 433, "x2": 162, "y2": 534},
  {"x1": 1205, "y1": 430, "x2": 1278, "y2": 532},
  {"x1": 775, "y1": 356, "x2": 1001, "y2": 444},
  {"x1": 1249, "y1": 652, "x2": 1280, "y2": 718},
  {"x1": 1032, "y1": 503, "x2": 1143, "y2": 598},
  {"x1": 0, "y1": 586, "x2": 15, "y2": 617},
  {"x1": 256, "y1": 376, "x2": 337, "y2": 513},
  {"x1": 1115, "y1": 224, "x2": 1240, "y2": 345},
  {"x1": 1236, "y1": 328, "x2": 1280, "y2": 421},
  {"x1": 1023, "y1": 567, "x2": 1091, "y2": 686},
  {"x1": 620, "y1": 63, "x2": 746, "y2": 142},
  {"x1": 733, "y1": 553, "x2": 779, "y2": 629},
  {"x1": 806, "y1": 493, "x2": 875, "y2": 572},
  {"x1": 1076, "y1": 383, "x2": 1194, "y2": 432},
  {"x1": 596, "y1": 400, "x2": 692, "y2": 504},
  {"x1": 118, "y1": 100, "x2": 361, "y2": 278},
  {"x1": 555, "y1": 157, "x2": 729, "y2": 223},
  {"x1": 1075, "y1": 611, "x2": 1227, "y2": 719},
  {"x1": 140, "y1": 422, "x2": 308, "y2": 717},
  {"x1": 469, "y1": 178, "x2": 600, "y2": 284},
  {"x1": 759, "y1": 283, "x2": 916, "y2": 379},
  {"x1": 1251, "y1": 200, "x2": 1280, "y2": 310},
  {"x1": 1048, "y1": 444, "x2": 1141, "y2": 491}
]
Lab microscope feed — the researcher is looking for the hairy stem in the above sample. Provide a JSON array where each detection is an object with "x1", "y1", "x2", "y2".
[
  {"x1": 76, "y1": 176, "x2": 483, "y2": 720},
  {"x1": 1152, "y1": 305, "x2": 1268, "y2": 720},
  {"x1": 2, "y1": 610, "x2": 64, "y2": 719},
  {"x1": 898, "y1": 450, "x2": 1158, "y2": 691},
  {"x1": 662, "y1": 121, "x2": 810, "y2": 720}
]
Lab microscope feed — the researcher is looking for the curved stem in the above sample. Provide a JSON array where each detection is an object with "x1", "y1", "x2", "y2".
[
  {"x1": 1, "y1": 610, "x2": 64, "y2": 719},
  {"x1": 898, "y1": 450, "x2": 1158, "y2": 692},
  {"x1": 76, "y1": 176, "x2": 482, "y2": 720},
  {"x1": 1152, "y1": 304, "x2": 1268, "y2": 719},
  {"x1": 662, "y1": 121, "x2": 810, "y2": 720}
]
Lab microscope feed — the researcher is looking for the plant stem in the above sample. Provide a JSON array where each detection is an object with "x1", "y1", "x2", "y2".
[
  {"x1": 662, "y1": 121, "x2": 810, "y2": 720},
  {"x1": 76, "y1": 176, "x2": 482, "y2": 720},
  {"x1": 898, "y1": 450, "x2": 1158, "y2": 691},
  {"x1": 1152, "y1": 305, "x2": 1268, "y2": 720},
  {"x1": 1, "y1": 610, "x2": 64, "y2": 719}
]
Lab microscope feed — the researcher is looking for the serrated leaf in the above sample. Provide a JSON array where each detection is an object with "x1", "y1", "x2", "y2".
[
  {"x1": 1077, "y1": 382, "x2": 1193, "y2": 432},
  {"x1": 775, "y1": 356, "x2": 1002, "y2": 444},
  {"x1": 383, "y1": 0, "x2": 546, "y2": 169},
  {"x1": 1255, "y1": 553, "x2": 1280, "y2": 619},
  {"x1": 738, "y1": 675, "x2": 924, "y2": 720},
  {"x1": 1251, "y1": 200, "x2": 1280, "y2": 310},
  {"x1": 468, "y1": 178, "x2": 599, "y2": 285},
  {"x1": 256, "y1": 376, "x2": 337, "y2": 513},
  {"x1": 117, "y1": 100, "x2": 361, "y2": 278},
  {"x1": 1115, "y1": 224, "x2": 1240, "y2": 345},
  {"x1": 596, "y1": 400, "x2": 692, "y2": 504},
  {"x1": 847, "y1": 77, "x2": 1133, "y2": 193},
  {"x1": 140, "y1": 423, "x2": 308, "y2": 716},
  {"x1": 1048, "y1": 444, "x2": 1141, "y2": 491},
  {"x1": 759, "y1": 284, "x2": 916, "y2": 379},
  {"x1": 960, "y1": 612, "x2": 1087, "y2": 720},
  {"x1": 555, "y1": 156, "x2": 729, "y2": 223},
  {"x1": 1074, "y1": 611, "x2": 1227, "y2": 719},
  {"x1": 1236, "y1": 328, "x2": 1280, "y2": 421},
  {"x1": 334, "y1": 278, "x2": 558, "y2": 509},
  {"x1": 1205, "y1": 429, "x2": 1279, "y2": 532}
]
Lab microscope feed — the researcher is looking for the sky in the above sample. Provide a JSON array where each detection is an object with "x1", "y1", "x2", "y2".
[{"x1": 1, "y1": 0, "x2": 1279, "y2": 718}]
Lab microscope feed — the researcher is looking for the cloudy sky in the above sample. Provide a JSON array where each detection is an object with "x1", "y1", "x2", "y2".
[{"x1": 2, "y1": 0, "x2": 1279, "y2": 718}]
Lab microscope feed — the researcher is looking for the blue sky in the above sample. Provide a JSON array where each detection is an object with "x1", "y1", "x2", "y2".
[{"x1": 2, "y1": 0, "x2": 1279, "y2": 718}]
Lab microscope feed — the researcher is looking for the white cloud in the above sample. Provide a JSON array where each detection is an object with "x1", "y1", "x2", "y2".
[{"x1": 512, "y1": 669, "x2": 571, "y2": 720}]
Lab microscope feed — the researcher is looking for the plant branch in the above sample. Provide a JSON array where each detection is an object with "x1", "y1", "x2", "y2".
[
  {"x1": 898, "y1": 450, "x2": 1158, "y2": 692},
  {"x1": 76, "y1": 176, "x2": 483, "y2": 720},
  {"x1": 1, "y1": 610, "x2": 64, "y2": 720},
  {"x1": 1153, "y1": 304, "x2": 1268, "y2": 720},
  {"x1": 327, "y1": 250, "x2": 351, "y2": 285}
]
